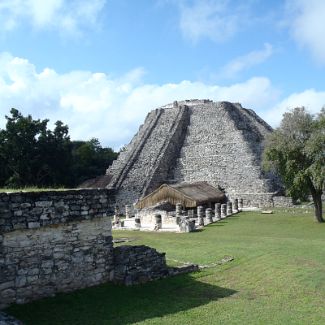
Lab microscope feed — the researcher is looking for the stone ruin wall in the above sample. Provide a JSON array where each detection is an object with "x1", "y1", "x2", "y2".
[
  {"x1": 0, "y1": 189, "x2": 115, "y2": 309},
  {"x1": 106, "y1": 100, "x2": 283, "y2": 208},
  {"x1": 0, "y1": 189, "x2": 194, "y2": 310}
]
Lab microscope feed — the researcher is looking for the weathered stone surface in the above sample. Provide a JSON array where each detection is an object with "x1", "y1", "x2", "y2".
[
  {"x1": 205, "y1": 208, "x2": 213, "y2": 224},
  {"x1": 0, "y1": 217, "x2": 113, "y2": 309},
  {"x1": 112, "y1": 245, "x2": 198, "y2": 285},
  {"x1": 197, "y1": 206, "x2": 204, "y2": 226},
  {"x1": 107, "y1": 105, "x2": 190, "y2": 207},
  {"x1": 221, "y1": 204, "x2": 227, "y2": 219},
  {"x1": 112, "y1": 245, "x2": 168, "y2": 285},
  {"x1": 179, "y1": 218, "x2": 196, "y2": 232},
  {"x1": 105, "y1": 100, "x2": 284, "y2": 207},
  {"x1": 227, "y1": 202, "x2": 233, "y2": 215},
  {"x1": 0, "y1": 312, "x2": 23, "y2": 325},
  {"x1": 0, "y1": 189, "x2": 115, "y2": 233},
  {"x1": 233, "y1": 199, "x2": 239, "y2": 213},
  {"x1": 215, "y1": 203, "x2": 221, "y2": 221},
  {"x1": 175, "y1": 203, "x2": 183, "y2": 217}
]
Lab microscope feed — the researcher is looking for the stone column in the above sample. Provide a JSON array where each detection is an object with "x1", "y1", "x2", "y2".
[
  {"x1": 205, "y1": 208, "x2": 213, "y2": 224},
  {"x1": 233, "y1": 199, "x2": 238, "y2": 213},
  {"x1": 238, "y1": 198, "x2": 244, "y2": 210},
  {"x1": 227, "y1": 201, "x2": 233, "y2": 215},
  {"x1": 221, "y1": 204, "x2": 227, "y2": 219},
  {"x1": 215, "y1": 203, "x2": 221, "y2": 221},
  {"x1": 114, "y1": 206, "x2": 119, "y2": 223},
  {"x1": 176, "y1": 203, "x2": 183, "y2": 217},
  {"x1": 125, "y1": 205, "x2": 131, "y2": 219},
  {"x1": 197, "y1": 205, "x2": 204, "y2": 226},
  {"x1": 154, "y1": 214, "x2": 162, "y2": 230}
]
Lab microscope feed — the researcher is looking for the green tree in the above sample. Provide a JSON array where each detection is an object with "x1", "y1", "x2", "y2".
[
  {"x1": 263, "y1": 107, "x2": 325, "y2": 222},
  {"x1": 0, "y1": 109, "x2": 117, "y2": 188},
  {"x1": 71, "y1": 138, "x2": 117, "y2": 185},
  {"x1": 36, "y1": 120, "x2": 72, "y2": 186},
  {"x1": 0, "y1": 108, "x2": 49, "y2": 187}
]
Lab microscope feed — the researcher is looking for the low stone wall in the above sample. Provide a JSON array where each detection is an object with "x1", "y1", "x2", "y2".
[
  {"x1": 231, "y1": 193, "x2": 294, "y2": 208},
  {"x1": 272, "y1": 196, "x2": 294, "y2": 208},
  {"x1": 0, "y1": 216, "x2": 114, "y2": 309},
  {"x1": 230, "y1": 193, "x2": 274, "y2": 208},
  {"x1": 0, "y1": 189, "x2": 115, "y2": 233},
  {"x1": 0, "y1": 189, "x2": 199, "y2": 310},
  {"x1": 112, "y1": 245, "x2": 199, "y2": 286},
  {"x1": 112, "y1": 245, "x2": 169, "y2": 285},
  {"x1": 0, "y1": 189, "x2": 116, "y2": 309}
]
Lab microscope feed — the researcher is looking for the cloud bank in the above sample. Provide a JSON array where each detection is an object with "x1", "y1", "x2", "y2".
[
  {"x1": 0, "y1": 0, "x2": 106, "y2": 36},
  {"x1": 219, "y1": 43, "x2": 274, "y2": 79},
  {"x1": 286, "y1": 0, "x2": 325, "y2": 64},
  {"x1": 179, "y1": 0, "x2": 244, "y2": 43},
  {"x1": 0, "y1": 53, "x2": 324, "y2": 149}
]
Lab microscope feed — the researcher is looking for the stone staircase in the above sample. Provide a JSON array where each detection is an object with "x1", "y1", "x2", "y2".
[{"x1": 107, "y1": 105, "x2": 189, "y2": 206}]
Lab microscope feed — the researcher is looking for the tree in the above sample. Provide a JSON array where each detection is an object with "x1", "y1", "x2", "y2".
[
  {"x1": 71, "y1": 138, "x2": 118, "y2": 185},
  {"x1": 0, "y1": 109, "x2": 118, "y2": 188},
  {"x1": 36, "y1": 120, "x2": 72, "y2": 186},
  {"x1": 0, "y1": 108, "x2": 49, "y2": 187},
  {"x1": 263, "y1": 107, "x2": 325, "y2": 222}
]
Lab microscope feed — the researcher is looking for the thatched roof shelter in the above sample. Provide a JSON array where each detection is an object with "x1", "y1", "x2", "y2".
[{"x1": 135, "y1": 181, "x2": 226, "y2": 209}]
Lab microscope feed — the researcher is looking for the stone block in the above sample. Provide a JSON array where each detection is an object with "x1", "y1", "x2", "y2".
[
  {"x1": 35, "y1": 201, "x2": 52, "y2": 208},
  {"x1": 28, "y1": 222, "x2": 40, "y2": 229}
]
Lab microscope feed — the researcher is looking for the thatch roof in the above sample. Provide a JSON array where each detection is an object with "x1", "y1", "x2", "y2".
[{"x1": 135, "y1": 181, "x2": 225, "y2": 209}]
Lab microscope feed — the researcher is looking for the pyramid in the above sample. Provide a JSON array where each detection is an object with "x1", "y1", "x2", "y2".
[{"x1": 106, "y1": 100, "x2": 282, "y2": 207}]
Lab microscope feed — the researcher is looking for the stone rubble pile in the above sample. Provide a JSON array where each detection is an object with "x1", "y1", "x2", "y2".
[{"x1": 112, "y1": 245, "x2": 199, "y2": 286}]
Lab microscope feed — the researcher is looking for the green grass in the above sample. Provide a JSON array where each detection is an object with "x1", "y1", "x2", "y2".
[{"x1": 5, "y1": 209, "x2": 325, "y2": 325}]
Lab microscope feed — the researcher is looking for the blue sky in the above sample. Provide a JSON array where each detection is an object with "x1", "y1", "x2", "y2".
[{"x1": 0, "y1": 0, "x2": 325, "y2": 149}]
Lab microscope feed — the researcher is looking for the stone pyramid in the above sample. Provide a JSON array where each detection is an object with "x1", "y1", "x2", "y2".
[{"x1": 106, "y1": 100, "x2": 282, "y2": 207}]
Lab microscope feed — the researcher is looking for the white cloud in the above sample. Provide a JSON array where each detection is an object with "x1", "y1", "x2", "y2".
[
  {"x1": 179, "y1": 0, "x2": 242, "y2": 43},
  {"x1": 286, "y1": 0, "x2": 325, "y2": 64},
  {"x1": 0, "y1": 53, "x2": 283, "y2": 150},
  {"x1": 0, "y1": 0, "x2": 105, "y2": 35},
  {"x1": 2, "y1": 53, "x2": 323, "y2": 150},
  {"x1": 219, "y1": 43, "x2": 273, "y2": 79},
  {"x1": 263, "y1": 88, "x2": 325, "y2": 126}
]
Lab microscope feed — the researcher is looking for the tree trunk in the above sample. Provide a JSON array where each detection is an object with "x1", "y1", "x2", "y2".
[{"x1": 310, "y1": 188, "x2": 324, "y2": 223}]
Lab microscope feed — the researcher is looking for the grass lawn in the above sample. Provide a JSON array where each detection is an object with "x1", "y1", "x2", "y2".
[{"x1": 5, "y1": 207, "x2": 325, "y2": 324}]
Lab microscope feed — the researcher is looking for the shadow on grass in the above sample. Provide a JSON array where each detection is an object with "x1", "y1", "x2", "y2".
[{"x1": 6, "y1": 274, "x2": 237, "y2": 325}]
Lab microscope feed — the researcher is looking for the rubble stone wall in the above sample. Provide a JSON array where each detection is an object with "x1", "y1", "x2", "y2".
[
  {"x1": 0, "y1": 189, "x2": 115, "y2": 233},
  {"x1": 272, "y1": 196, "x2": 294, "y2": 208},
  {"x1": 112, "y1": 245, "x2": 168, "y2": 285}
]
